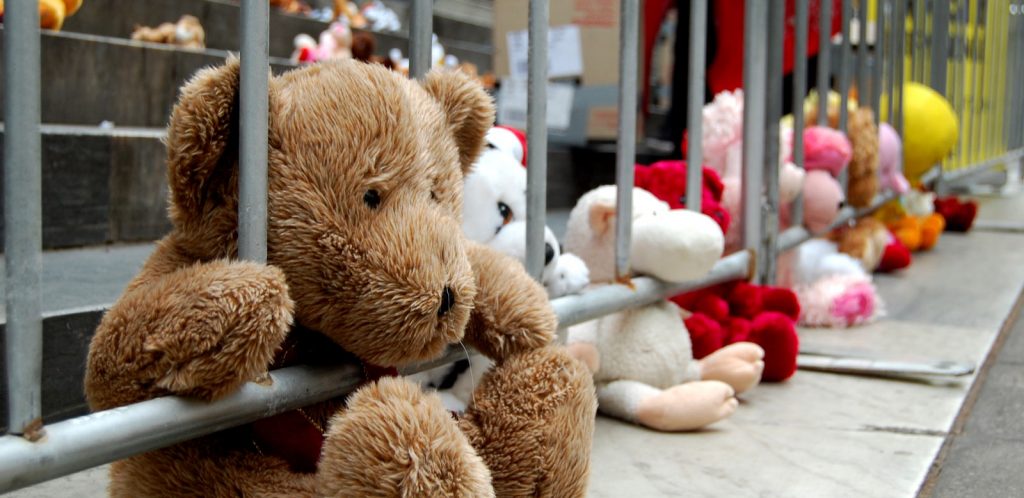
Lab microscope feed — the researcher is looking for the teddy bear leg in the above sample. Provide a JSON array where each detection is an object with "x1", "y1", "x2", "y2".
[
  {"x1": 85, "y1": 260, "x2": 293, "y2": 410},
  {"x1": 599, "y1": 379, "x2": 737, "y2": 432},
  {"x1": 316, "y1": 377, "x2": 494, "y2": 498},
  {"x1": 459, "y1": 346, "x2": 596, "y2": 498},
  {"x1": 697, "y1": 342, "x2": 765, "y2": 393},
  {"x1": 107, "y1": 439, "x2": 318, "y2": 498}
]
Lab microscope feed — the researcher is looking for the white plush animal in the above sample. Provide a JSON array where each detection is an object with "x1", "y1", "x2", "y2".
[
  {"x1": 410, "y1": 126, "x2": 588, "y2": 412},
  {"x1": 565, "y1": 186, "x2": 765, "y2": 431}
]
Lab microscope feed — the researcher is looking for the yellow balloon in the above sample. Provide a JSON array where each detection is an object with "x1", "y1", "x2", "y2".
[{"x1": 881, "y1": 83, "x2": 958, "y2": 182}]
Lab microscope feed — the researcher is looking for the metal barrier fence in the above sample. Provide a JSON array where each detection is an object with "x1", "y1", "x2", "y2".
[{"x1": 0, "y1": 0, "x2": 1019, "y2": 492}]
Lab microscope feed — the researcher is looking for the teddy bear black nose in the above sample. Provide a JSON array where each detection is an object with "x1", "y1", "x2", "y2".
[
  {"x1": 438, "y1": 286, "x2": 455, "y2": 317},
  {"x1": 544, "y1": 243, "x2": 555, "y2": 265}
]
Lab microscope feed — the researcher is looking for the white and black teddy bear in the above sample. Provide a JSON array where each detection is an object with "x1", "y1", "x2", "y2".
[{"x1": 410, "y1": 126, "x2": 589, "y2": 411}]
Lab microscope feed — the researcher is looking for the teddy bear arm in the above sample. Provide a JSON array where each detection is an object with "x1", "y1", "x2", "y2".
[
  {"x1": 463, "y1": 242, "x2": 556, "y2": 361},
  {"x1": 317, "y1": 377, "x2": 494, "y2": 497},
  {"x1": 459, "y1": 346, "x2": 596, "y2": 497},
  {"x1": 85, "y1": 259, "x2": 293, "y2": 410}
]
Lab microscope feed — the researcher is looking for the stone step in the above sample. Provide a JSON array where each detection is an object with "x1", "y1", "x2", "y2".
[
  {"x1": 59, "y1": 0, "x2": 492, "y2": 67},
  {"x1": 0, "y1": 29, "x2": 296, "y2": 128},
  {"x1": 0, "y1": 242, "x2": 155, "y2": 432},
  {"x1": 0, "y1": 27, "x2": 489, "y2": 129},
  {"x1": 0, "y1": 125, "x2": 171, "y2": 250}
]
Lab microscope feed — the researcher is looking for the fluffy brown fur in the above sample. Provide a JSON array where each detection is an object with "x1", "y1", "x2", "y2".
[
  {"x1": 846, "y1": 107, "x2": 880, "y2": 208},
  {"x1": 85, "y1": 57, "x2": 595, "y2": 497},
  {"x1": 829, "y1": 217, "x2": 889, "y2": 271}
]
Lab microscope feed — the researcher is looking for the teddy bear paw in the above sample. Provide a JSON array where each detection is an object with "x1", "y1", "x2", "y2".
[{"x1": 698, "y1": 342, "x2": 765, "y2": 394}]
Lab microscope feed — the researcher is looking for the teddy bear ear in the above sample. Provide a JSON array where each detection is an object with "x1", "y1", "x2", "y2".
[
  {"x1": 420, "y1": 70, "x2": 496, "y2": 176},
  {"x1": 166, "y1": 56, "x2": 280, "y2": 227},
  {"x1": 588, "y1": 198, "x2": 617, "y2": 237}
]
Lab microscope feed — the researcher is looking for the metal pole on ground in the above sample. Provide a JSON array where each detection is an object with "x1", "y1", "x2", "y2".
[{"x1": 817, "y1": 0, "x2": 833, "y2": 126}]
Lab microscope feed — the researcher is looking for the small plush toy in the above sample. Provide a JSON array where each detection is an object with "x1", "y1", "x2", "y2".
[
  {"x1": 801, "y1": 125, "x2": 853, "y2": 178},
  {"x1": 845, "y1": 107, "x2": 880, "y2": 207},
  {"x1": 672, "y1": 281, "x2": 801, "y2": 382},
  {"x1": 331, "y1": 0, "x2": 366, "y2": 28},
  {"x1": 85, "y1": 58, "x2": 596, "y2": 496},
  {"x1": 634, "y1": 159, "x2": 731, "y2": 234},
  {"x1": 829, "y1": 217, "x2": 911, "y2": 273},
  {"x1": 878, "y1": 122, "x2": 911, "y2": 194},
  {"x1": 131, "y1": 15, "x2": 206, "y2": 49},
  {"x1": 360, "y1": 0, "x2": 401, "y2": 32},
  {"x1": 934, "y1": 196, "x2": 979, "y2": 232},
  {"x1": 0, "y1": 0, "x2": 81, "y2": 30},
  {"x1": 566, "y1": 186, "x2": 766, "y2": 432},
  {"x1": 785, "y1": 239, "x2": 883, "y2": 328},
  {"x1": 316, "y1": 21, "x2": 353, "y2": 61},
  {"x1": 876, "y1": 190, "x2": 946, "y2": 251}
]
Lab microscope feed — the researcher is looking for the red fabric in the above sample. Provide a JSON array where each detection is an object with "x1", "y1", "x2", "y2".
[
  {"x1": 746, "y1": 312, "x2": 800, "y2": 381},
  {"x1": 684, "y1": 313, "x2": 726, "y2": 359},
  {"x1": 642, "y1": 0, "x2": 842, "y2": 112},
  {"x1": 934, "y1": 196, "x2": 978, "y2": 232},
  {"x1": 673, "y1": 280, "x2": 800, "y2": 382},
  {"x1": 706, "y1": 0, "x2": 843, "y2": 94},
  {"x1": 494, "y1": 125, "x2": 528, "y2": 167},
  {"x1": 635, "y1": 160, "x2": 731, "y2": 234},
  {"x1": 877, "y1": 235, "x2": 912, "y2": 272}
]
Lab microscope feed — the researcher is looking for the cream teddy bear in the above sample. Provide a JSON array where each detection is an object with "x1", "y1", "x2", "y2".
[{"x1": 565, "y1": 186, "x2": 765, "y2": 431}]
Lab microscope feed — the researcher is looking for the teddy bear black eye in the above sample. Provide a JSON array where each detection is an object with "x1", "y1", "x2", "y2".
[
  {"x1": 430, "y1": 190, "x2": 439, "y2": 202},
  {"x1": 498, "y1": 201, "x2": 513, "y2": 225},
  {"x1": 363, "y1": 189, "x2": 381, "y2": 209}
]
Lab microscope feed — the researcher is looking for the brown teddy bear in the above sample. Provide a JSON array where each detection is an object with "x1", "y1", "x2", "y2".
[
  {"x1": 844, "y1": 107, "x2": 880, "y2": 208},
  {"x1": 84, "y1": 57, "x2": 596, "y2": 497},
  {"x1": 131, "y1": 15, "x2": 205, "y2": 49}
]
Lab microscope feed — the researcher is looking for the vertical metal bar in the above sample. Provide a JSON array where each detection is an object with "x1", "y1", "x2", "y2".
[
  {"x1": 817, "y1": 0, "x2": 833, "y2": 126},
  {"x1": 839, "y1": 0, "x2": 852, "y2": 132},
  {"x1": 912, "y1": 0, "x2": 927, "y2": 83},
  {"x1": 615, "y1": 0, "x2": 639, "y2": 279},
  {"x1": 525, "y1": 0, "x2": 549, "y2": 280},
  {"x1": 792, "y1": 0, "x2": 809, "y2": 226},
  {"x1": 856, "y1": 0, "x2": 869, "y2": 104},
  {"x1": 686, "y1": 0, "x2": 708, "y2": 213},
  {"x1": 970, "y1": 0, "x2": 987, "y2": 162},
  {"x1": 954, "y1": 0, "x2": 969, "y2": 167},
  {"x1": 1012, "y1": 2, "x2": 1024, "y2": 150},
  {"x1": 894, "y1": 0, "x2": 906, "y2": 136},
  {"x1": 838, "y1": 0, "x2": 852, "y2": 191},
  {"x1": 3, "y1": 0, "x2": 44, "y2": 438},
  {"x1": 742, "y1": 0, "x2": 768, "y2": 272},
  {"x1": 930, "y1": 0, "x2": 950, "y2": 95},
  {"x1": 871, "y1": 0, "x2": 885, "y2": 124},
  {"x1": 238, "y1": 0, "x2": 269, "y2": 264},
  {"x1": 760, "y1": 0, "x2": 785, "y2": 285},
  {"x1": 885, "y1": 0, "x2": 896, "y2": 122},
  {"x1": 409, "y1": 0, "x2": 433, "y2": 79}
]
